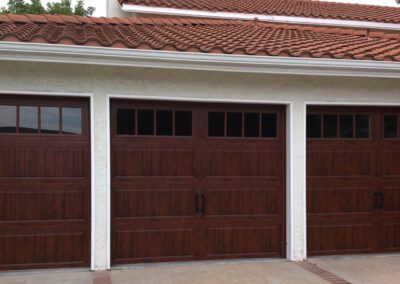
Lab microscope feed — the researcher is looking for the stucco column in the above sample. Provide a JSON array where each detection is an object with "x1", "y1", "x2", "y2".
[
  {"x1": 92, "y1": 94, "x2": 109, "y2": 270},
  {"x1": 287, "y1": 101, "x2": 307, "y2": 261},
  {"x1": 107, "y1": 0, "x2": 132, "y2": 17}
]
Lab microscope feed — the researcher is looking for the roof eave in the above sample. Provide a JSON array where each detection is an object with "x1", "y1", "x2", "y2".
[
  {"x1": 121, "y1": 4, "x2": 400, "y2": 32},
  {"x1": 0, "y1": 41, "x2": 399, "y2": 78}
]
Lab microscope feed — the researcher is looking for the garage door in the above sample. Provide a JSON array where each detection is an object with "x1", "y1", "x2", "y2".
[
  {"x1": 111, "y1": 100, "x2": 286, "y2": 264},
  {"x1": 0, "y1": 95, "x2": 91, "y2": 270},
  {"x1": 307, "y1": 106, "x2": 400, "y2": 256}
]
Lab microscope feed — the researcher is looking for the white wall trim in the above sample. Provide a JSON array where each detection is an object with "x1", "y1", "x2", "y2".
[
  {"x1": 106, "y1": 96, "x2": 112, "y2": 270},
  {"x1": 0, "y1": 90, "x2": 96, "y2": 270},
  {"x1": 107, "y1": 94, "x2": 293, "y2": 104},
  {"x1": 286, "y1": 103, "x2": 294, "y2": 260},
  {"x1": 306, "y1": 102, "x2": 400, "y2": 106},
  {"x1": 122, "y1": 4, "x2": 400, "y2": 32},
  {"x1": 105, "y1": 94, "x2": 297, "y2": 263},
  {"x1": 0, "y1": 42, "x2": 399, "y2": 78},
  {"x1": 302, "y1": 102, "x2": 307, "y2": 260}
]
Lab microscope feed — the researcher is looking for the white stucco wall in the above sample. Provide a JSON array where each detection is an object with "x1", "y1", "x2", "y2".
[
  {"x1": 0, "y1": 61, "x2": 399, "y2": 270},
  {"x1": 107, "y1": 0, "x2": 132, "y2": 17}
]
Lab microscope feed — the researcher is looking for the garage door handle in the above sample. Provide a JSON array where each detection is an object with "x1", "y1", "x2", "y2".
[
  {"x1": 378, "y1": 193, "x2": 384, "y2": 210},
  {"x1": 201, "y1": 194, "x2": 206, "y2": 214},
  {"x1": 373, "y1": 192, "x2": 378, "y2": 210}
]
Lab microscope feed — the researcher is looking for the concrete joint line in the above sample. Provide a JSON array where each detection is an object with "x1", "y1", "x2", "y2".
[
  {"x1": 92, "y1": 271, "x2": 112, "y2": 284},
  {"x1": 297, "y1": 261, "x2": 351, "y2": 284}
]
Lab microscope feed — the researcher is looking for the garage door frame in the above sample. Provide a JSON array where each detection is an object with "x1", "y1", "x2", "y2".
[
  {"x1": 305, "y1": 101, "x2": 400, "y2": 258},
  {"x1": 0, "y1": 90, "x2": 95, "y2": 270},
  {"x1": 105, "y1": 94, "x2": 293, "y2": 268}
]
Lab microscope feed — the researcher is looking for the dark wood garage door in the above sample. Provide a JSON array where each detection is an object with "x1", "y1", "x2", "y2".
[
  {"x1": 307, "y1": 106, "x2": 400, "y2": 256},
  {"x1": 111, "y1": 100, "x2": 286, "y2": 264},
  {"x1": 0, "y1": 95, "x2": 91, "y2": 270}
]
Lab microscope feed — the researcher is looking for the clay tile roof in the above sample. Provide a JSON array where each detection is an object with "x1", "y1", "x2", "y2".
[
  {"x1": 1, "y1": 14, "x2": 400, "y2": 62},
  {"x1": 119, "y1": 0, "x2": 400, "y2": 25}
]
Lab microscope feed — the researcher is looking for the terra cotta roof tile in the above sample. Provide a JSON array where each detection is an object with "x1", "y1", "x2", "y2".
[
  {"x1": 119, "y1": 0, "x2": 400, "y2": 24},
  {"x1": 0, "y1": 14, "x2": 400, "y2": 62}
]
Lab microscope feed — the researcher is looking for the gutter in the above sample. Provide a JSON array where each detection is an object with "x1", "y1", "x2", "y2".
[
  {"x1": 122, "y1": 4, "x2": 400, "y2": 32},
  {"x1": 0, "y1": 42, "x2": 399, "y2": 78}
]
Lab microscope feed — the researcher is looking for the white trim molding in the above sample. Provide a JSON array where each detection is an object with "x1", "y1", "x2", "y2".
[
  {"x1": 122, "y1": 4, "x2": 400, "y2": 32},
  {"x1": 0, "y1": 42, "x2": 399, "y2": 78}
]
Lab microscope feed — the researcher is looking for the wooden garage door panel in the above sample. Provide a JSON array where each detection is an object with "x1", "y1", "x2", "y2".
[
  {"x1": 115, "y1": 188, "x2": 195, "y2": 218},
  {"x1": 0, "y1": 147, "x2": 86, "y2": 177},
  {"x1": 308, "y1": 224, "x2": 373, "y2": 254},
  {"x1": 307, "y1": 151, "x2": 373, "y2": 177},
  {"x1": 307, "y1": 107, "x2": 400, "y2": 256},
  {"x1": 206, "y1": 187, "x2": 279, "y2": 216},
  {"x1": 0, "y1": 190, "x2": 84, "y2": 221},
  {"x1": 0, "y1": 179, "x2": 86, "y2": 189},
  {"x1": 111, "y1": 101, "x2": 286, "y2": 264},
  {"x1": 307, "y1": 187, "x2": 372, "y2": 214},
  {"x1": 0, "y1": 233, "x2": 85, "y2": 267},
  {"x1": 0, "y1": 96, "x2": 91, "y2": 270},
  {"x1": 206, "y1": 150, "x2": 280, "y2": 177},
  {"x1": 114, "y1": 229, "x2": 195, "y2": 261},
  {"x1": 382, "y1": 151, "x2": 400, "y2": 176},
  {"x1": 381, "y1": 187, "x2": 400, "y2": 212},
  {"x1": 381, "y1": 222, "x2": 400, "y2": 251},
  {"x1": 206, "y1": 226, "x2": 280, "y2": 257},
  {"x1": 113, "y1": 149, "x2": 194, "y2": 177}
]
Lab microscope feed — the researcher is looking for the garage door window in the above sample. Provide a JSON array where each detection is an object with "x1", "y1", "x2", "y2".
[
  {"x1": 307, "y1": 114, "x2": 370, "y2": 139},
  {"x1": 116, "y1": 108, "x2": 192, "y2": 136},
  {"x1": 208, "y1": 111, "x2": 277, "y2": 138},
  {"x1": 0, "y1": 104, "x2": 83, "y2": 135},
  {"x1": 0, "y1": 105, "x2": 17, "y2": 133},
  {"x1": 384, "y1": 115, "x2": 398, "y2": 139},
  {"x1": 20, "y1": 106, "x2": 38, "y2": 133},
  {"x1": 62, "y1": 108, "x2": 82, "y2": 134},
  {"x1": 41, "y1": 107, "x2": 59, "y2": 134}
]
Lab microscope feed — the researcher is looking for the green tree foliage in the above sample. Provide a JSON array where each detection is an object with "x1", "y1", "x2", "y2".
[{"x1": 0, "y1": 0, "x2": 95, "y2": 16}]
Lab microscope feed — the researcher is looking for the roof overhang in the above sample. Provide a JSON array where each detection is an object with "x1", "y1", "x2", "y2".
[
  {"x1": 0, "y1": 41, "x2": 399, "y2": 78},
  {"x1": 122, "y1": 4, "x2": 400, "y2": 32}
]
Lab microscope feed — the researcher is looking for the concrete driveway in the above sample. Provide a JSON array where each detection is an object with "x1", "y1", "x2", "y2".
[
  {"x1": 111, "y1": 259, "x2": 326, "y2": 284},
  {"x1": 0, "y1": 254, "x2": 399, "y2": 284},
  {"x1": 309, "y1": 254, "x2": 400, "y2": 284}
]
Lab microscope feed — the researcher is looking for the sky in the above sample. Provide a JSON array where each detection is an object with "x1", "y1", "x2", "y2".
[{"x1": 0, "y1": 0, "x2": 398, "y2": 17}]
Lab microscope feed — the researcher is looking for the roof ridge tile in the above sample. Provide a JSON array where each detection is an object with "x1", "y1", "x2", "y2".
[
  {"x1": 120, "y1": 0, "x2": 400, "y2": 25},
  {"x1": 0, "y1": 15, "x2": 12, "y2": 23},
  {"x1": 0, "y1": 14, "x2": 397, "y2": 40}
]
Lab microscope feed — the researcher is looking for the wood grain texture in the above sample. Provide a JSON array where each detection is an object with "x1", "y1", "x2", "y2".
[
  {"x1": 307, "y1": 106, "x2": 400, "y2": 256},
  {"x1": 0, "y1": 95, "x2": 91, "y2": 270},
  {"x1": 111, "y1": 100, "x2": 286, "y2": 265}
]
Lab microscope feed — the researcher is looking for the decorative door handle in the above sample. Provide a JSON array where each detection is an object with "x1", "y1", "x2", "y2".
[
  {"x1": 201, "y1": 194, "x2": 206, "y2": 214},
  {"x1": 373, "y1": 192, "x2": 379, "y2": 210},
  {"x1": 378, "y1": 192, "x2": 384, "y2": 210}
]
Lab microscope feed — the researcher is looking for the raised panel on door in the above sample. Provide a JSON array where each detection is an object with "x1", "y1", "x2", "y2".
[
  {"x1": 111, "y1": 101, "x2": 286, "y2": 264},
  {"x1": 111, "y1": 101, "x2": 201, "y2": 264},
  {"x1": 201, "y1": 105, "x2": 286, "y2": 259},
  {"x1": 377, "y1": 111, "x2": 400, "y2": 252},
  {"x1": 0, "y1": 96, "x2": 91, "y2": 270},
  {"x1": 307, "y1": 107, "x2": 377, "y2": 256}
]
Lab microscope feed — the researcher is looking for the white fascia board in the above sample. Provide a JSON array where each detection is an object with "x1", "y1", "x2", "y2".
[
  {"x1": 122, "y1": 4, "x2": 400, "y2": 32},
  {"x1": 0, "y1": 41, "x2": 399, "y2": 78}
]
